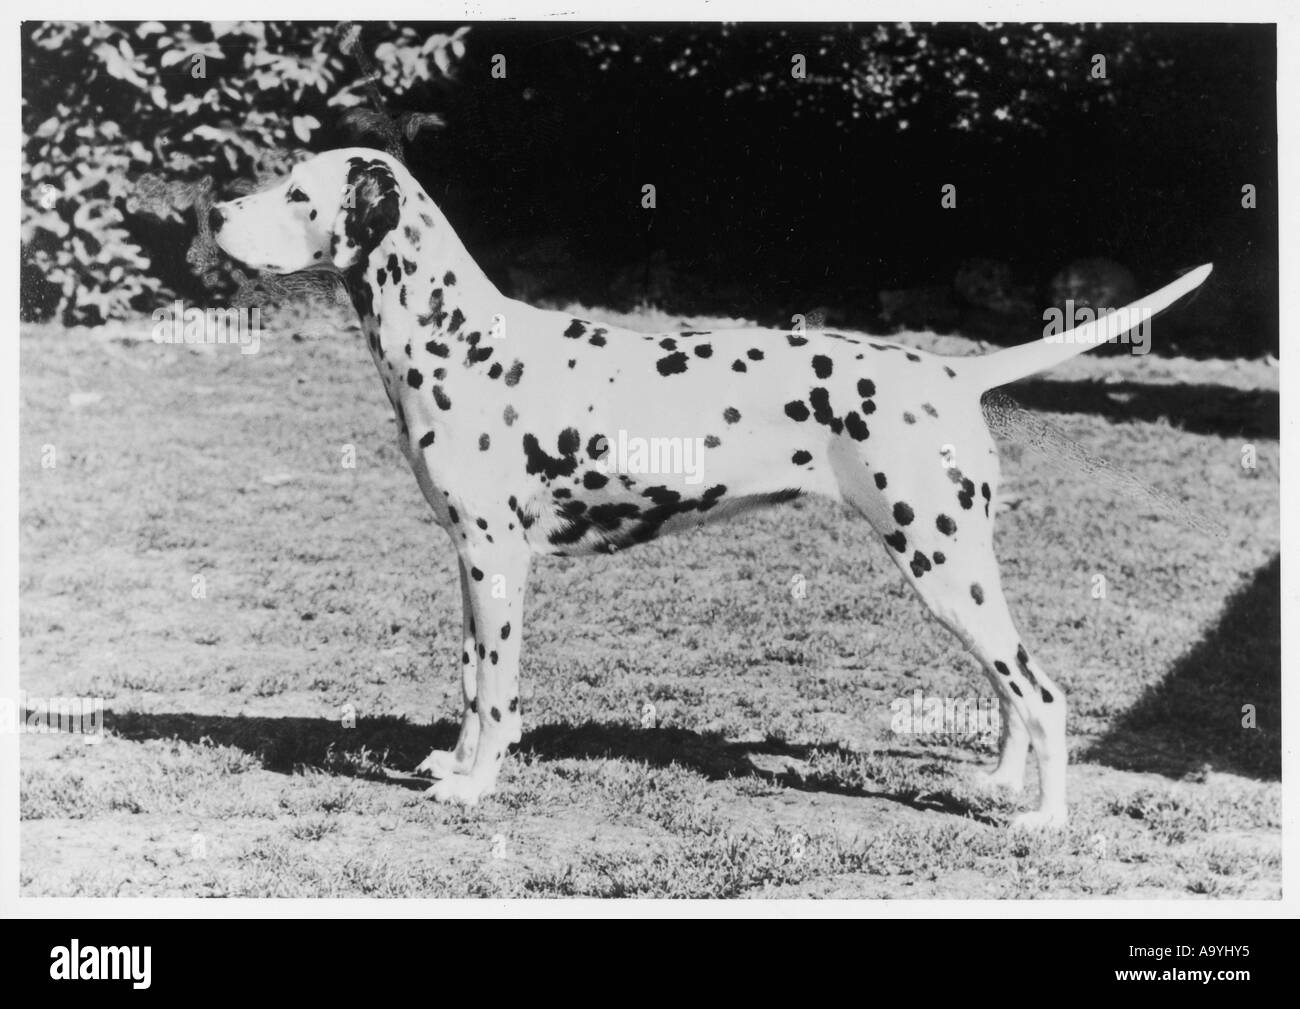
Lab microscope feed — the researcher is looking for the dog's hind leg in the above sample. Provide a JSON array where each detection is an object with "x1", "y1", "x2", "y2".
[
  {"x1": 416, "y1": 558, "x2": 480, "y2": 778},
  {"x1": 829, "y1": 437, "x2": 1067, "y2": 827}
]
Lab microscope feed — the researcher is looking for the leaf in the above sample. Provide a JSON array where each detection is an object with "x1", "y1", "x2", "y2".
[{"x1": 292, "y1": 114, "x2": 320, "y2": 142}]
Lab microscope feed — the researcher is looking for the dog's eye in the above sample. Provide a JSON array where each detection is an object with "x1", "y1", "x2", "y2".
[{"x1": 288, "y1": 188, "x2": 310, "y2": 203}]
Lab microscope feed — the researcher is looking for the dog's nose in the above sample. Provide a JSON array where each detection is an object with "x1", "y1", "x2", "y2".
[{"x1": 208, "y1": 205, "x2": 225, "y2": 233}]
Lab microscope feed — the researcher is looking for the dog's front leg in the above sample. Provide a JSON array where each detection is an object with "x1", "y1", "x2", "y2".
[
  {"x1": 416, "y1": 558, "x2": 480, "y2": 778},
  {"x1": 426, "y1": 543, "x2": 531, "y2": 804}
]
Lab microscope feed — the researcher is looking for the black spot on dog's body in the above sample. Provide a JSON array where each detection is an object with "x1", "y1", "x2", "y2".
[
  {"x1": 970, "y1": 583, "x2": 985, "y2": 605},
  {"x1": 588, "y1": 502, "x2": 641, "y2": 530},
  {"x1": 583, "y1": 471, "x2": 609, "y2": 490},
  {"x1": 432, "y1": 386, "x2": 452, "y2": 411},
  {"x1": 470, "y1": 567, "x2": 484, "y2": 581},
  {"x1": 448, "y1": 308, "x2": 465, "y2": 333},
  {"x1": 425, "y1": 340, "x2": 449, "y2": 358},
  {"x1": 893, "y1": 502, "x2": 914, "y2": 525},
  {"x1": 905, "y1": 352, "x2": 921, "y2": 363},
  {"x1": 694, "y1": 344, "x2": 713, "y2": 358},
  {"x1": 748, "y1": 348, "x2": 765, "y2": 361},
  {"x1": 657, "y1": 352, "x2": 689, "y2": 376},
  {"x1": 808, "y1": 388, "x2": 839, "y2": 432},
  {"x1": 589, "y1": 329, "x2": 608, "y2": 347},
  {"x1": 922, "y1": 403, "x2": 938, "y2": 417},
  {"x1": 944, "y1": 366, "x2": 957, "y2": 378},
  {"x1": 565, "y1": 320, "x2": 587, "y2": 339},
  {"x1": 910, "y1": 551, "x2": 932, "y2": 577},
  {"x1": 1014, "y1": 644, "x2": 1043, "y2": 692},
  {"x1": 444, "y1": 271, "x2": 456, "y2": 286},
  {"x1": 642, "y1": 486, "x2": 681, "y2": 506},
  {"x1": 936, "y1": 514, "x2": 956, "y2": 535},
  {"x1": 659, "y1": 338, "x2": 677, "y2": 351},
  {"x1": 699, "y1": 484, "x2": 727, "y2": 511},
  {"x1": 785, "y1": 400, "x2": 810, "y2": 422},
  {"x1": 994, "y1": 660, "x2": 1010, "y2": 676},
  {"x1": 504, "y1": 361, "x2": 525, "y2": 387},
  {"x1": 406, "y1": 368, "x2": 423, "y2": 389},
  {"x1": 874, "y1": 472, "x2": 887, "y2": 490},
  {"x1": 932, "y1": 551, "x2": 946, "y2": 564},
  {"x1": 812, "y1": 355, "x2": 833, "y2": 378},
  {"x1": 884, "y1": 530, "x2": 907, "y2": 552},
  {"x1": 857, "y1": 379, "x2": 876, "y2": 397},
  {"x1": 732, "y1": 360, "x2": 748, "y2": 372},
  {"x1": 704, "y1": 435, "x2": 721, "y2": 448},
  {"x1": 488, "y1": 363, "x2": 503, "y2": 380},
  {"x1": 788, "y1": 333, "x2": 809, "y2": 347},
  {"x1": 418, "y1": 431, "x2": 435, "y2": 449},
  {"x1": 844, "y1": 411, "x2": 870, "y2": 441},
  {"x1": 479, "y1": 433, "x2": 491, "y2": 451},
  {"x1": 448, "y1": 505, "x2": 460, "y2": 523},
  {"x1": 723, "y1": 407, "x2": 741, "y2": 424},
  {"x1": 902, "y1": 411, "x2": 916, "y2": 425},
  {"x1": 792, "y1": 450, "x2": 812, "y2": 465},
  {"x1": 1009, "y1": 682, "x2": 1023, "y2": 697},
  {"x1": 418, "y1": 288, "x2": 448, "y2": 329}
]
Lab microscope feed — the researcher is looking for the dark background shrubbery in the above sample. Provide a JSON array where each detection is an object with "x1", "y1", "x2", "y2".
[{"x1": 21, "y1": 21, "x2": 1277, "y2": 357}]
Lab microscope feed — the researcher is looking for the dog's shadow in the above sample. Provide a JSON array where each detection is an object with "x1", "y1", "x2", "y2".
[
  {"x1": 100, "y1": 709, "x2": 996, "y2": 820},
  {"x1": 1080, "y1": 553, "x2": 1281, "y2": 781},
  {"x1": 95, "y1": 555, "x2": 1280, "y2": 820}
]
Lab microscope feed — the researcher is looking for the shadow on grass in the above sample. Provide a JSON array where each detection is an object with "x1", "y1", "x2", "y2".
[
  {"x1": 1081, "y1": 554, "x2": 1281, "y2": 781},
  {"x1": 102, "y1": 709, "x2": 998, "y2": 822},
  {"x1": 1005, "y1": 379, "x2": 1277, "y2": 439}
]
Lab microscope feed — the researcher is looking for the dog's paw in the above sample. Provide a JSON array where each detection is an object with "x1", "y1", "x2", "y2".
[
  {"x1": 425, "y1": 775, "x2": 494, "y2": 805},
  {"x1": 1009, "y1": 807, "x2": 1068, "y2": 831},
  {"x1": 414, "y1": 749, "x2": 472, "y2": 779}
]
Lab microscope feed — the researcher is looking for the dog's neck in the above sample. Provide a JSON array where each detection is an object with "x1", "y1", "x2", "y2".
[{"x1": 343, "y1": 172, "x2": 504, "y2": 346}]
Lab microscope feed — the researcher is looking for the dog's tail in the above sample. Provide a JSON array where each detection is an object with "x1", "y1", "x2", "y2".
[{"x1": 959, "y1": 263, "x2": 1212, "y2": 393}]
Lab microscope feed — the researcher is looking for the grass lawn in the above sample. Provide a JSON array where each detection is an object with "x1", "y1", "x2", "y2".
[{"x1": 18, "y1": 306, "x2": 1280, "y2": 898}]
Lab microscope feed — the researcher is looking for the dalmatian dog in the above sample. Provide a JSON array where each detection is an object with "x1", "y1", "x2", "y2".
[{"x1": 210, "y1": 147, "x2": 1211, "y2": 828}]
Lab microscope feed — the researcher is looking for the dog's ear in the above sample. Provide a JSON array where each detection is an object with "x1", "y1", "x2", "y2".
[{"x1": 331, "y1": 158, "x2": 401, "y2": 271}]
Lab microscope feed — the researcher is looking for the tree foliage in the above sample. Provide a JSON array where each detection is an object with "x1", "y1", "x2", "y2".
[{"x1": 21, "y1": 20, "x2": 467, "y2": 323}]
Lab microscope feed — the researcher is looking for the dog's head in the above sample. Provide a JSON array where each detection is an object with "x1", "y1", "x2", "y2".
[{"x1": 210, "y1": 148, "x2": 403, "y2": 274}]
